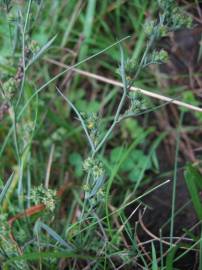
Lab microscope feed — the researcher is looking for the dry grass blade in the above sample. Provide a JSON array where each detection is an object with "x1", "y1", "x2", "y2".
[{"x1": 46, "y1": 58, "x2": 202, "y2": 113}]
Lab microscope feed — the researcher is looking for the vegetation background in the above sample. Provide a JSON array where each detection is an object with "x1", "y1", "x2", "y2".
[{"x1": 0, "y1": 0, "x2": 202, "y2": 269}]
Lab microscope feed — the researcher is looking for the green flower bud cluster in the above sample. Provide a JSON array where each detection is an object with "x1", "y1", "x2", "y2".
[
  {"x1": 158, "y1": 24, "x2": 168, "y2": 37},
  {"x1": 2, "y1": 78, "x2": 17, "y2": 100},
  {"x1": 28, "y1": 40, "x2": 40, "y2": 54},
  {"x1": 83, "y1": 157, "x2": 104, "y2": 179},
  {"x1": 151, "y1": 49, "x2": 169, "y2": 64},
  {"x1": 144, "y1": 20, "x2": 156, "y2": 36},
  {"x1": 128, "y1": 91, "x2": 144, "y2": 113},
  {"x1": 30, "y1": 184, "x2": 57, "y2": 212},
  {"x1": 124, "y1": 58, "x2": 138, "y2": 81},
  {"x1": 144, "y1": 1, "x2": 193, "y2": 40},
  {"x1": 159, "y1": 0, "x2": 193, "y2": 30},
  {"x1": 144, "y1": 20, "x2": 168, "y2": 39},
  {"x1": 171, "y1": 8, "x2": 192, "y2": 29},
  {"x1": 81, "y1": 112, "x2": 100, "y2": 146}
]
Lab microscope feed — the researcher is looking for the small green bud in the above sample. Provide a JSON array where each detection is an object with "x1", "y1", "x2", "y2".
[
  {"x1": 92, "y1": 163, "x2": 104, "y2": 179},
  {"x1": 158, "y1": 49, "x2": 169, "y2": 62},
  {"x1": 2, "y1": 78, "x2": 16, "y2": 100},
  {"x1": 28, "y1": 40, "x2": 40, "y2": 54},
  {"x1": 128, "y1": 90, "x2": 144, "y2": 113},
  {"x1": 144, "y1": 20, "x2": 156, "y2": 36},
  {"x1": 83, "y1": 184, "x2": 90, "y2": 192},
  {"x1": 172, "y1": 12, "x2": 193, "y2": 29},
  {"x1": 124, "y1": 58, "x2": 138, "y2": 81},
  {"x1": 152, "y1": 49, "x2": 169, "y2": 63},
  {"x1": 158, "y1": 25, "x2": 168, "y2": 37},
  {"x1": 83, "y1": 157, "x2": 104, "y2": 178},
  {"x1": 86, "y1": 112, "x2": 98, "y2": 130},
  {"x1": 83, "y1": 157, "x2": 94, "y2": 171}
]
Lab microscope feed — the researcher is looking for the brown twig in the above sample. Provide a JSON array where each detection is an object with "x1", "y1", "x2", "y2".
[{"x1": 45, "y1": 58, "x2": 202, "y2": 113}]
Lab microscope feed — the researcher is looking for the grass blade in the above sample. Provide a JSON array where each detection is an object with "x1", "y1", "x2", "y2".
[
  {"x1": 151, "y1": 242, "x2": 158, "y2": 270},
  {"x1": 34, "y1": 221, "x2": 73, "y2": 250},
  {"x1": 184, "y1": 164, "x2": 202, "y2": 220},
  {"x1": 26, "y1": 34, "x2": 57, "y2": 70},
  {"x1": 0, "y1": 172, "x2": 14, "y2": 204}
]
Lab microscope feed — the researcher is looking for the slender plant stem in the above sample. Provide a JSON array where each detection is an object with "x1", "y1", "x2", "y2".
[
  {"x1": 56, "y1": 87, "x2": 95, "y2": 152},
  {"x1": 16, "y1": 0, "x2": 32, "y2": 107},
  {"x1": 169, "y1": 111, "x2": 184, "y2": 245},
  {"x1": 95, "y1": 46, "x2": 128, "y2": 154}
]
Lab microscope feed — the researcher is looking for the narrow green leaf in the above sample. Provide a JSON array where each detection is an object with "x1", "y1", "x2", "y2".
[
  {"x1": 165, "y1": 246, "x2": 177, "y2": 270},
  {"x1": 184, "y1": 165, "x2": 202, "y2": 220},
  {"x1": 5, "y1": 251, "x2": 97, "y2": 264},
  {"x1": 151, "y1": 242, "x2": 158, "y2": 270},
  {"x1": 86, "y1": 175, "x2": 105, "y2": 199},
  {"x1": 0, "y1": 172, "x2": 14, "y2": 204},
  {"x1": 26, "y1": 34, "x2": 57, "y2": 69},
  {"x1": 34, "y1": 221, "x2": 73, "y2": 250}
]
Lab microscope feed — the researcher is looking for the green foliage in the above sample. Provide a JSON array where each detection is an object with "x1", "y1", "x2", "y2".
[
  {"x1": 184, "y1": 164, "x2": 202, "y2": 221},
  {"x1": 109, "y1": 147, "x2": 152, "y2": 183},
  {"x1": 182, "y1": 91, "x2": 202, "y2": 122},
  {"x1": 158, "y1": 0, "x2": 193, "y2": 29},
  {"x1": 68, "y1": 152, "x2": 83, "y2": 178},
  {"x1": 0, "y1": 0, "x2": 200, "y2": 269}
]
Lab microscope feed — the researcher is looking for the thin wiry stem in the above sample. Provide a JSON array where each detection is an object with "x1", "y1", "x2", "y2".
[
  {"x1": 56, "y1": 87, "x2": 95, "y2": 152},
  {"x1": 16, "y1": 0, "x2": 32, "y2": 107},
  {"x1": 169, "y1": 111, "x2": 184, "y2": 245},
  {"x1": 95, "y1": 46, "x2": 128, "y2": 154}
]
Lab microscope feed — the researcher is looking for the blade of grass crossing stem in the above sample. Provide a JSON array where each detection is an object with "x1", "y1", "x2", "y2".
[
  {"x1": 170, "y1": 111, "x2": 184, "y2": 245},
  {"x1": 184, "y1": 165, "x2": 202, "y2": 220},
  {"x1": 79, "y1": 0, "x2": 96, "y2": 61},
  {"x1": 71, "y1": 179, "x2": 170, "y2": 238},
  {"x1": 105, "y1": 130, "x2": 151, "y2": 239},
  {"x1": 174, "y1": 238, "x2": 201, "y2": 263},
  {"x1": 134, "y1": 131, "x2": 167, "y2": 192},
  {"x1": 119, "y1": 211, "x2": 149, "y2": 269},
  {"x1": 151, "y1": 242, "x2": 158, "y2": 270}
]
